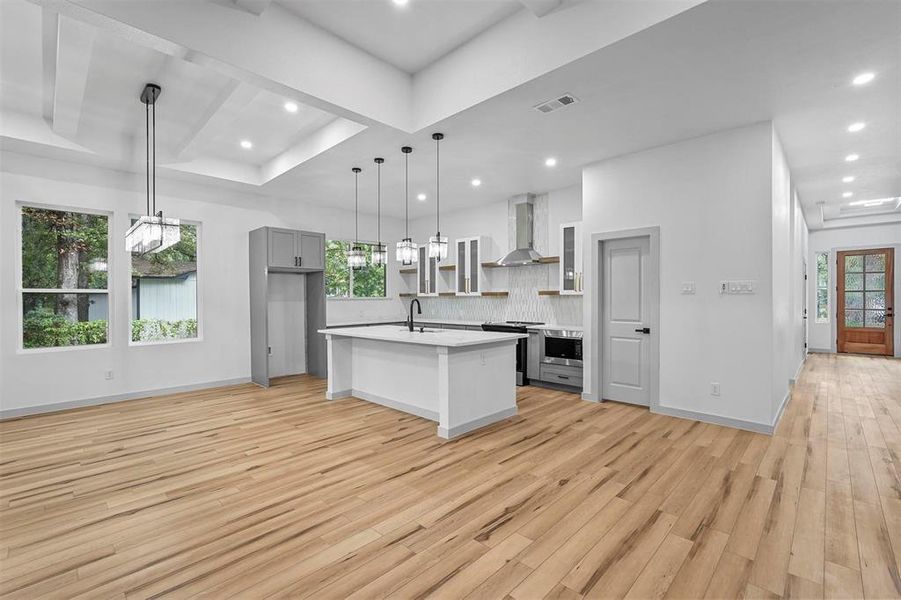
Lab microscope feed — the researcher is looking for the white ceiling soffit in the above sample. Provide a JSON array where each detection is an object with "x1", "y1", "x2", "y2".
[{"x1": 45, "y1": 0, "x2": 704, "y2": 134}]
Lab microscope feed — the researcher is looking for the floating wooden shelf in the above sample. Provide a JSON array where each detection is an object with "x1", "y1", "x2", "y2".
[
  {"x1": 538, "y1": 289, "x2": 560, "y2": 296},
  {"x1": 481, "y1": 291, "x2": 509, "y2": 297},
  {"x1": 399, "y1": 268, "x2": 417, "y2": 274},
  {"x1": 482, "y1": 256, "x2": 559, "y2": 268},
  {"x1": 438, "y1": 264, "x2": 456, "y2": 271},
  {"x1": 399, "y1": 292, "x2": 417, "y2": 298},
  {"x1": 438, "y1": 292, "x2": 456, "y2": 297}
]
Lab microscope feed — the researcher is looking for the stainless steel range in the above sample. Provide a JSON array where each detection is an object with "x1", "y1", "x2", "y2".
[{"x1": 481, "y1": 321, "x2": 544, "y2": 385}]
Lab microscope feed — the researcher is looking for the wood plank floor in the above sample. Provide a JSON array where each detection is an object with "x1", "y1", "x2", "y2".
[{"x1": 1, "y1": 353, "x2": 900, "y2": 599}]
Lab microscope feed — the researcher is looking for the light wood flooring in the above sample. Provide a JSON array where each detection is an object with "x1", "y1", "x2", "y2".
[{"x1": 1, "y1": 353, "x2": 901, "y2": 599}]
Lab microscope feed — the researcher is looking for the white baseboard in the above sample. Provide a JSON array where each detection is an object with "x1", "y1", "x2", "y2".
[
  {"x1": 438, "y1": 406, "x2": 518, "y2": 439},
  {"x1": 349, "y1": 389, "x2": 439, "y2": 422},
  {"x1": 581, "y1": 392, "x2": 599, "y2": 402},
  {"x1": 0, "y1": 377, "x2": 252, "y2": 420},
  {"x1": 807, "y1": 347, "x2": 832, "y2": 354},
  {"x1": 651, "y1": 405, "x2": 776, "y2": 435},
  {"x1": 326, "y1": 389, "x2": 352, "y2": 400}
]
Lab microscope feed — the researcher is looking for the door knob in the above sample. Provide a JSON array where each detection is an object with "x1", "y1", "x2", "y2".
[{"x1": 635, "y1": 327, "x2": 651, "y2": 334}]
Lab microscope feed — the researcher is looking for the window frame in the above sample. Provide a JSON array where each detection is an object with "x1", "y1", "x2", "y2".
[
  {"x1": 325, "y1": 239, "x2": 389, "y2": 301},
  {"x1": 128, "y1": 217, "x2": 203, "y2": 347},
  {"x1": 16, "y1": 201, "x2": 113, "y2": 354},
  {"x1": 815, "y1": 251, "x2": 829, "y2": 324}
]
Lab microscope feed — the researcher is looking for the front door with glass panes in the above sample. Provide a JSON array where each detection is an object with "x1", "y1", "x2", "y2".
[{"x1": 837, "y1": 248, "x2": 894, "y2": 356}]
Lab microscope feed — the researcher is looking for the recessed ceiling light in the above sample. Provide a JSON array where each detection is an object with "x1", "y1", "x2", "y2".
[
  {"x1": 240, "y1": 140, "x2": 253, "y2": 149},
  {"x1": 417, "y1": 193, "x2": 427, "y2": 201},
  {"x1": 842, "y1": 191, "x2": 853, "y2": 198},
  {"x1": 847, "y1": 122, "x2": 866, "y2": 133},
  {"x1": 284, "y1": 101, "x2": 298, "y2": 113},
  {"x1": 845, "y1": 153, "x2": 859, "y2": 162},
  {"x1": 471, "y1": 178, "x2": 481, "y2": 187},
  {"x1": 392, "y1": 0, "x2": 409, "y2": 6},
  {"x1": 852, "y1": 72, "x2": 875, "y2": 86},
  {"x1": 842, "y1": 176, "x2": 855, "y2": 183},
  {"x1": 849, "y1": 197, "x2": 895, "y2": 207},
  {"x1": 545, "y1": 157, "x2": 557, "y2": 167}
]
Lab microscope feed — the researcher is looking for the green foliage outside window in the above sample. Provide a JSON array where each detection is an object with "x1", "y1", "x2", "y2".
[
  {"x1": 816, "y1": 252, "x2": 829, "y2": 323},
  {"x1": 326, "y1": 240, "x2": 386, "y2": 298},
  {"x1": 20, "y1": 207, "x2": 110, "y2": 348}
]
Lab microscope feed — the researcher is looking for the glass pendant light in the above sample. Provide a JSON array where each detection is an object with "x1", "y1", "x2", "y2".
[
  {"x1": 428, "y1": 132, "x2": 448, "y2": 261},
  {"x1": 125, "y1": 83, "x2": 180, "y2": 255},
  {"x1": 347, "y1": 167, "x2": 367, "y2": 269},
  {"x1": 372, "y1": 157, "x2": 388, "y2": 266},
  {"x1": 395, "y1": 146, "x2": 418, "y2": 265}
]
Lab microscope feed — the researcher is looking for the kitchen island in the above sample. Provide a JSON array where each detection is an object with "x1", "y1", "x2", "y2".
[{"x1": 319, "y1": 325, "x2": 526, "y2": 439}]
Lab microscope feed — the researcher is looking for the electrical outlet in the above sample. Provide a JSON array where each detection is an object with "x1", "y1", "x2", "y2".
[
  {"x1": 711, "y1": 382, "x2": 720, "y2": 396},
  {"x1": 105, "y1": 370, "x2": 114, "y2": 380}
]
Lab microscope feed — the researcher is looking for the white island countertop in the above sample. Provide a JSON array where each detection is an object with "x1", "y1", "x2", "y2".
[{"x1": 319, "y1": 325, "x2": 526, "y2": 348}]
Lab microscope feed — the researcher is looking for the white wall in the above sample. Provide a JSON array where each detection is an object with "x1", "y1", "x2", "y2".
[
  {"x1": 770, "y1": 131, "x2": 808, "y2": 420},
  {"x1": 0, "y1": 151, "x2": 406, "y2": 414},
  {"x1": 582, "y1": 122, "x2": 792, "y2": 430},
  {"x1": 808, "y1": 223, "x2": 901, "y2": 356},
  {"x1": 406, "y1": 184, "x2": 583, "y2": 325}
]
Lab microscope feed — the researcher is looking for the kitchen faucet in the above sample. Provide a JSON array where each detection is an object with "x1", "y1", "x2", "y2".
[{"x1": 408, "y1": 298, "x2": 421, "y2": 332}]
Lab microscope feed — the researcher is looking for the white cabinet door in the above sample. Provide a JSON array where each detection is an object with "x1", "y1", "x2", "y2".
[
  {"x1": 455, "y1": 237, "x2": 484, "y2": 296},
  {"x1": 417, "y1": 245, "x2": 438, "y2": 296},
  {"x1": 559, "y1": 222, "x2": 583, "y2": 295}
]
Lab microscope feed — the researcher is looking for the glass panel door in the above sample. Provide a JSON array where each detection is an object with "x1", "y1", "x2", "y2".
[
  {"x1": 457, "y1": 240, "x2": 466, "y2": 293},
  {"x1": 562, "y1": 225, "x2": 576, "y2": 292},
  {"x1": 429, "y1": 257, "x2": 437, "y2": 294},
  {"x1": 418, "y1": 246, "x2": 427, "y2": 294},
  {"x1": 469, "y1": 239, "x2": 479, "y2": 294},
  {"x1": 837, "y1": 248, "x2": 894, "y2": 355}
]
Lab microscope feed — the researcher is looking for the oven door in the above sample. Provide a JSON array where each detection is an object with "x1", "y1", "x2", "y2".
[{"x1": 542, "y1": 331, "x2": 583, "y2": 367}]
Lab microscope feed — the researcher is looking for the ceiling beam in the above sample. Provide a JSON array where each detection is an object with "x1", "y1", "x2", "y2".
[
  {"x1": 51, "y1": 15, "x2": 96, "y2": 139},
  {"x1": 173, "y1": 80, "x2": 259, "y2": 161},
  {"x1": 233, "y1": 0, "x2": 271, "y2": 17},
  {"x1": 41, "y1": 7, "x2": 58, "y2": 124},
  {"x1": 518, "y1": 0, "x2": 562, "y2": 18}
]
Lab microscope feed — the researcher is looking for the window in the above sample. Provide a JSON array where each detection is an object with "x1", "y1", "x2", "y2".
[
  {"x1": 815, "y1": 252, "x2": 829, "y2": 323},
  {"x1": 130, "y1": 222, "x2": 199, "y2": 343},
  {"x1": 19, "y1": 205, "x2": 109, "y2": 349},
  {"x1": 325, "y1": 240, "x2": 386, "y2": 298}
]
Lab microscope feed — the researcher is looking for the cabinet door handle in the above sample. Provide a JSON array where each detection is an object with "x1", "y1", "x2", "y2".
[{"x1": 298, "y1": 256, "x2": 302, "y2": 267}]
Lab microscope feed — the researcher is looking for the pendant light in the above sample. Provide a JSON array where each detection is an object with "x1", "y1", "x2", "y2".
[
  {"x1": 372, "y1": 157, "x2": 388, "y2": 265},
  {"x1": 427, "y1": 132, "x2": 448, "y2": 261},
  {"x1": 125, "y1": 83, "x2": 180, "y2": 255},
  {"x1": 395, "y1": 146, "x2": 418, "y2": 265},
  {"x1": 347, "y1": 167, "x2": 367, "y2": 269}
]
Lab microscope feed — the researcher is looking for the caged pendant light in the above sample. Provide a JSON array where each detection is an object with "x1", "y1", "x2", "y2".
[
  {"x1": 395, "y1": 146, "x2": 418, "y2": 265},
  {"x1": 372, "y1": 157, "x2": 388, "y2": 266},
  {"x1": 347, "y1": 167, "x2": 367, "y2": 269},
  {"x1": 125, "y1": 83, "x2": 180, "y2": 255},
  {"x1": 427, "y1": 133, "x2": 448, "y2": 261}
]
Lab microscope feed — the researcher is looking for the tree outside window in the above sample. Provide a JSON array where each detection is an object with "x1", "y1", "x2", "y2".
[
  {"x1": 326, "y1": 240, "x2": 386, "y2": 298},
  {"x1": 20, "y1": 206, "x2": 109, "y2": 349},
  {"x1": 816, "y1": 252, "x2": 829, "y2": 323}
]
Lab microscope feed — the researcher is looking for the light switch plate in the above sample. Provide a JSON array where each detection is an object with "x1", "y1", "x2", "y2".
[{"x1": 681, "y1": 281, "x2": 695, "y2": 294}]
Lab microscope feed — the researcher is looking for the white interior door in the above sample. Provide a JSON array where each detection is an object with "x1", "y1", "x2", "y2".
[{"x1": 602, "y1": 236, "x2": 652, "y2": 406}]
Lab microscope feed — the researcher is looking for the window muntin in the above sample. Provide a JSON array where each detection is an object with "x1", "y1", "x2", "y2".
[
  {"x1": 815, "y1": 252, "x2": 829, "y2": 324},
  {"x1": 19, "y1": 205, "x2": 110, "y2": 349},
  {"x1": 326, "y1": 240, "x2": 386, "y2": 299},
  {"x1": 130, "y1": 222, "x2": 199, "y2": 343}
]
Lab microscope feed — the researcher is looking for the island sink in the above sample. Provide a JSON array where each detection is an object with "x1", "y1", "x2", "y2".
[{"x1": 319, "y1": 325, "x2": 526, "y2": 439}]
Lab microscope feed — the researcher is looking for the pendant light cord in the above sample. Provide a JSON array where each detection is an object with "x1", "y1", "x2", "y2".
[
  {"x1": 145, "y1": 101, "x2": 150, "y2": 217},
  {"x1": 152, "y1": 98, "x2": 156, "y2": 215},
  {"x1": 435, "y1": 136, "x2": 440, "y2": 235},
  {"x1": 377, "y1": 161, "x2": 381, "y2": 246},
  {"x1": 354, "y1": 169, "x2": 359, "y2": 244},
  {"x1": 405, "y1": 151, "x2": 409, "y2": 239}
]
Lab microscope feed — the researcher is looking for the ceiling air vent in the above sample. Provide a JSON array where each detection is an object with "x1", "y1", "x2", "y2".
[{"x1": 533, "y1": 94, "x2": 579, "y2": 114}]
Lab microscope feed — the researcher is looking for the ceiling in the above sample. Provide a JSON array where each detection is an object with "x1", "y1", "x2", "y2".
[
  {"x1": 1, "y1": 0, "x2": 899, "y2": 229},
  {"x1": 277, "y1": 0, "x2": 523, "y2": 74}
]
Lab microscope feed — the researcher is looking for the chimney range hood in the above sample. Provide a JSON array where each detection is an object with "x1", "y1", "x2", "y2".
[{"x1": 497, "y1": 195, "x2": 544, "y2": 266}]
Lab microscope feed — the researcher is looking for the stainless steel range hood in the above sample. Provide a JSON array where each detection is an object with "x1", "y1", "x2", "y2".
[{"x1": 498, "y1": 195, "x2": 544, "y2": 266}]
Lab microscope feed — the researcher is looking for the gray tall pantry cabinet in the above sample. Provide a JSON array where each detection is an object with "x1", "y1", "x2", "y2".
[{"x1": 249, "y1": 227, "x2": 327, "y2": 387}]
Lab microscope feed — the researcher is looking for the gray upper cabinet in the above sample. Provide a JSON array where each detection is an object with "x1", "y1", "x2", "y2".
[
  {"x1": 298, "y1": 231, "x2": 325, "y2": 271},
  {"x1": 266, "y1": 227, "x2": 325, "y2": 271}
]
